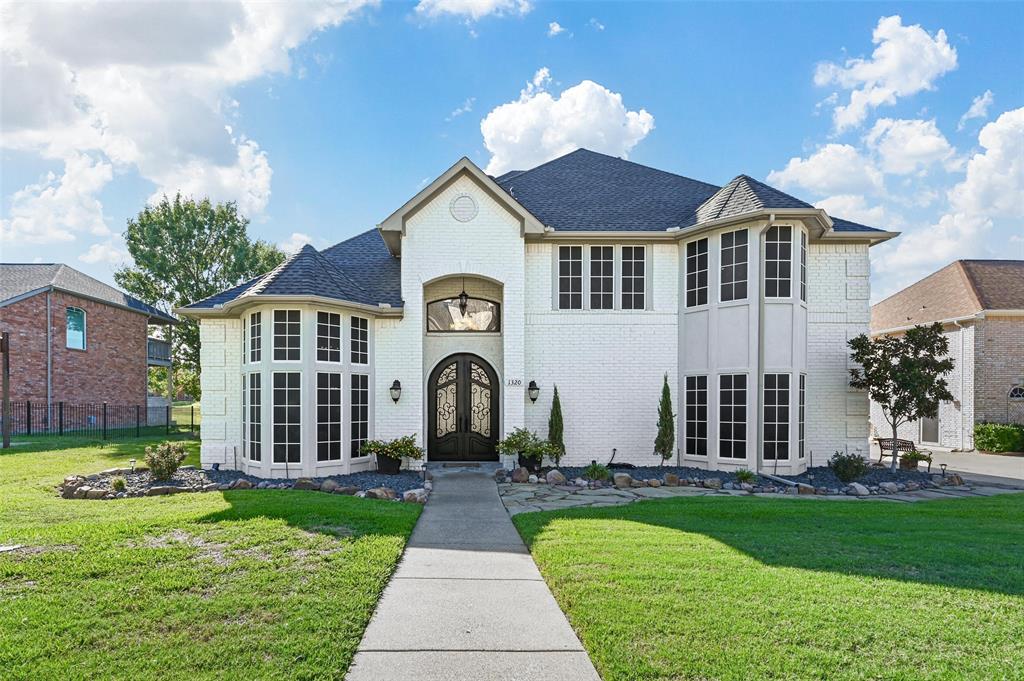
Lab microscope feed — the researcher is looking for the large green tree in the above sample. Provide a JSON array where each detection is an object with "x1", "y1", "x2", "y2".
[
  {"x1": 116, "y1": 194, "x2": 285, "y2": 397},
  {"x1": 848, "y1": 322, "x2": 954, "y2": 471}
]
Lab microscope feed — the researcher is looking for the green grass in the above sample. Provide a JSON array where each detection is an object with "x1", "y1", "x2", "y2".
[
  {"x1": 0, "y1": 437, "x2": 420, "y2": 680},
  {"x1": 514, "y1": 495, "x2": 1024, "y2": 680}
]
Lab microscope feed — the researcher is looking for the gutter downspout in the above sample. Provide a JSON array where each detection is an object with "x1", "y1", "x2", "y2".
[
  {"x1": 46, "y1": 289, "x2": 52, "y2": 431},
  {"x1": 755, "y1": 215, "x2": 776, "y2": 477},
  {"x1": 953, "y1": 319, "x2": 966, "y2": 451}
]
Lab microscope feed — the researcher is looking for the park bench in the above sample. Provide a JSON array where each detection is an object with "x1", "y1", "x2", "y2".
[{"x1": 877, "y1": 438, "x2": 933, "y2": 472}]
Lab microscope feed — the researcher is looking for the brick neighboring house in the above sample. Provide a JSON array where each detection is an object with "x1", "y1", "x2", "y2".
[
  {"x1": 870, "y1": 259, "x2": 1024, "y2": 451},
  {"x1": 0, "y1": 263, "x2": 177, "y2": 432}
]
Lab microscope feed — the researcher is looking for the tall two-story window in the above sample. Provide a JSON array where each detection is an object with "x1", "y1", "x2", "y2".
[
  {"x1": 764, "y1": 226, "x2": 792, "y2": 298},
  {"x1": 685, "y1": 239, "x2": 708, "y2": 307},
  {"x1": 589, "y1": 246, "x2": 614, "y2": 310},
  {"x1": 685, "y1": 375, "x2": 708, "y2": 456},
  {"x1": 273, "y1": 310, "x2": 301, "y2": 361},
  {"x1": 720, "y1": 229, "x2": 748, "y2": 302},
  {"x1": 621, "y1": 246, "x2": 645, "y2": 310},
  {"x1": 272, "y1": 372, "x2": 301, "y2": 463},
  {"x1": 557, "y1": 246, "x2": 583, "y2": 309},
  {"x1": 763, "y1": 373, "x2": 790, "y2": 460},
  {"x1": 798, "y1": 374, "x2": 806, "y2": 459},
  {"x1": 317, "y1": 372, "x2": 342, "y2": 462},
  {"x1": 719, "y1": 374, "x2": 747, "y2": 458},
  {"x1": 351, "y1": 316, "x2": 368, "y2": 364},
  {"x1": 244, "y1": 373, "x2": 261, "y2": 461},
  {"x1": 351, "y1": 374, "x2": 369, "y2": 457},
  {"x1": 249, "y1": 312, "x2": 261, "y2": 363},
  {"x1": 800, "y1": 231, "x2": 808, "y2": 303},
  {"x1": 316, "y1": 312, "x2": 341, "y2": 363},
  {"x1": 66, "y1": 307, "x2": 86, "y2": 350}
]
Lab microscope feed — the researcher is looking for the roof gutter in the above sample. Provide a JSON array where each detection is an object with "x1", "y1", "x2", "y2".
[
  {"x1": 176, "y1": 295, "x2": 405, "y2": 319},
  {"x1": 0, "y1": 285, "x2": 177, "y2": 325},
  {"x1": 871, "y1": 311, "x2": 984, "y2": 336}
]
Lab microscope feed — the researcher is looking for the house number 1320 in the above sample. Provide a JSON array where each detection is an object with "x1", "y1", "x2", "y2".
[{"x1": 507, "y1": 378, "x2": 523, "y2": 386}]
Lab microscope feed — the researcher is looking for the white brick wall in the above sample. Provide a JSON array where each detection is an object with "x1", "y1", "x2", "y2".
[{"x1": 199, "y1": 317, "x2": 242, "y2": 468}]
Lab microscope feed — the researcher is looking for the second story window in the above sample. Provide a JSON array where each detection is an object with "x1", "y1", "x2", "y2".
[
  {"x1": 558, "y1": 245, "x2": 583, "y2": 310},
  {"x1": 273, "y1": 310, "x2": 301, "y2": 361},
  {"x1": 621, "y1": 245, "x2": 645, "y2": 310},
  {"x1": 249, "y1": 312, "x2": 262, "y2": 363},
  {"x1": 351, "y1": 316, "x2": 369, "y2": 363},
  {"x1": 66, "y1": 307, "x2": 86, "y2": 350},
  {"x1": 589, "y1": 246, "x2": 614, "y2": 310},
  {"x1": 685, "y1": 238, "x2": 708, "y2": 307},
  {"x1": 765, "y1": 225, "x2": 792, "y2": 298},
  {"x1": 317, "y1": 312, "x2": 341, "y2": 363},
  {"x1": 720, "y1": 229, "x2": 748, "y2": 302}
]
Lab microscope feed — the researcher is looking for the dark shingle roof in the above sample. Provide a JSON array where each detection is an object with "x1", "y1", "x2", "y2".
[
  {"x1": 696, "y1": 175, "x2": 813, "y2": 223},
  {"x1": 243, "y1": 245, "x2": 371, "y2": 303},
  {"x1": 0, "y1": 263, "x2": 177, "y2": 323},
  {"x1": 321, "y1": 229, "x2": 403, "y2": 307}
]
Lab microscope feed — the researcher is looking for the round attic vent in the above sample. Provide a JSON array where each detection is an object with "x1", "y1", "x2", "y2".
[{"x1": 450, "y1": 194, "x2": 478, "y2": 223}]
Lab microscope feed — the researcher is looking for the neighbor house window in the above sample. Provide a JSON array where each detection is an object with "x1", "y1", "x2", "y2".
[
  {"x1": 244, "y1": 373, "x2": 261, "y2": 462},
  {"x1": 351, "y1": 374, "x2": 369, "y2": 458},
  {"x1": 272, "y1": 372, "x2": 301, "y2": 463},
  {"x1": 66, "y1": 307, "x2": 86, "y2": 350},
  {"x1": 685, "y1": 375, "x2": 708, "y2": 456},
  {"x1": 249, "y1": 312, "x2": 261, "y2": 363},
  {"x1": 426, "y1": 299, "x2": 499, "y2": 332},
  {"x1": 590, "y1": 245, "x2": 614, "y2": 310},
  {"x1": 800, "y1": 231, "x2": 807, "y2": 303},
  {"x1": 273, "y1": 310, "x2": 300, "y2": 361},
  {"x1": 621, "y1": 245, "x2": 645, "y2": 310},
  {"x1": 558, "y1": 246, "x2": 583, "y2": 310},
  {"x1": 317, "y1": 312, "x2": 341, "y2": 363},
  {"x1": 686, "y1": 239, "x2": 708, "y2": 307},
  {"x1": 720, "y1": 229, "x2": 748, "y2": 302},
  {"x1": 798, "y1": 374, "x2": 806, "y2": 459},
  {"x1": 317, "y1": 372, "x2": 342, "y2": 462},
  {"x1": 764, "y1": 226, "x2": 792, "y2": 298},
  {"x1": 719, "y1": 374, "x2": 747, "y2": 458},
  {"x1": 763, "y1": 373, "x2": 790, "y2": 461},
  {"x1": 351, "y1": 316, "x2": 369, "y2": 362}
]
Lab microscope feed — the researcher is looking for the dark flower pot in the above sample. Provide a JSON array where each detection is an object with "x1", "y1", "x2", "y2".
[
  {"x1": 518, "y1": 454, "x2": 540, "y2": 472},
  {"x1": 376, "y1": 454, "x2": 402, "y2": 475}
]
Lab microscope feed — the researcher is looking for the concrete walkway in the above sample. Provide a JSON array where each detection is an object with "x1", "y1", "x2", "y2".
[{"x1": 346, "y1": 465, "x2": 600, "y2": 681}]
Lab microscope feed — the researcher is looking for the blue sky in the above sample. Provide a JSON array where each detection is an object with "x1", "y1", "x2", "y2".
[{"x1": 2, "y1": 1, "x2": 1022, "y2": 301}]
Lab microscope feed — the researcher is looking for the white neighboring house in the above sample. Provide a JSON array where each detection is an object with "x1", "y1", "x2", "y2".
[
  {"x1": 869, "y1": 259, "x2": 1024, "y2": 452},
  {"x1": 180, "y1": 149, "x2": 897, "y2": 478}
]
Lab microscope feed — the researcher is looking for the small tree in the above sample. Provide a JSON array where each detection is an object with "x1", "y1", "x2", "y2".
[
  {"x1": 548, "y1": 384, "x2": 564, "y2": 458},
  {"x1": 654, "y1": 374, "x2": 675, "y2": 465},
  {"x1": 848, "y1": 322, "x2": 954, "y2": 471}
]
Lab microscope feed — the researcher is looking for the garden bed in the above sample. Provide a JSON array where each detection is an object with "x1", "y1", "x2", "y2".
[{"x1": 779, "y1": 464, "x2": 935, "y2": 491}]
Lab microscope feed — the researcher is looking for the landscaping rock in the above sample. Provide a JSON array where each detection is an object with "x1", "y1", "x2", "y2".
[
  {"x1": 545, "y1": 469, "x2": 567, "y2": 485},
  {"x1": 202, "y1": 483, "x2": 220, "y2": 492},
  {"x1": 528, "y1": 475, "x2": 539, "y2": 484},
  {"x1": 612, "y1": 473, "x2": 633, "y2": 489},
  {"x1": 293, "y1": 478, "x2": 320, "y2": 491},
  {"x1": 947, "y1": 474, "x2": 965, "y2": 486},
  {"x1": 878, "y1": 482, "x2": 899, "y2": 494},
  {"x1": 573, "y1": 478, "x2": 588, "y2": 487},
  {"x1": 648, "y1": 479, "x2": 661, "y2": 488},
  {"x1": 73, "y1": 486, "x2": 91, "y2": 499},
  {"x1": 402, "y1": 488, "x2": 429, "y2": 504},
  {"x1": 847, "y1": 482, "x2": 870, "y2": 496},
  {"x1": 231, "y1": 479, "x2": 253, "y2": 490},
  {"x1": 365, "y1": 487, "x2": 397, "y2": 500},
  {"x1": 630, "y1": 479, "x2": 646, "y2": 488},
  {"x1": 319, "y1": 479, "x2": 340, "y2": 494},
  {"x1": 664, "y1": 473, "x2": 679, "y2": 486},
  {"x1": 86, "y1": 488, "x2": 108, "y2": 499},
  {"x1": 702, "y1": 477, "x2": 722, "y2": 490},
  {"x1": 333, "y1": 486, "x2": 360, "y2": 496},
  {"x1": 146, "y1": 486, "x2": 178, "y2": 496},
  {"x1": 797, "y1": 483, "x2": 816, "y2": 495},
  {"x1": 511, "y1": 467, "x2": 530, "y2": 483}
]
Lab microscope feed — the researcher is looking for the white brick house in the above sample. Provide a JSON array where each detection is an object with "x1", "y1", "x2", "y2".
[{"x1": 181, "y1": 149, "x2": 897, "y2": 478}]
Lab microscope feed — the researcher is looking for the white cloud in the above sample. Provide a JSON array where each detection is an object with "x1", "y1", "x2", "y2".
[
  {"x1": 79, "y1": 239, "x2": 129, "y2": 266},
  {"x1": 445, "y1": 97, "x2": 476, "y2": 121},
  {"x1": 957, "y1": 90, "x2": 995, "y2": 131},
  {"x1": 480, "y1": 68, "x2": 654, "y2": 175},
  {"x1": 547, "y1": 21, "x2": 566, "y2": 37},
  {"x1": 415, "y1": 0, "x2": 531, "y2": 21},
  {"x1": 767, "y1": 144, "x2": 884, "y2": 196},
  {"x1": 864, "y1": 118, "x2": 957, "y2": 174},
  {"x1": 588, "y1": 18, "x2": 605, "y2": 31},
  {"x1": 279, "y1": 232, "x2": 315, "y2": 254},
  {"x1": 815, "y1": 194, "x2": 889, "y2": 227},
  {"x1": 815, "y1": 15, "x2": 957, "y2": 131}
]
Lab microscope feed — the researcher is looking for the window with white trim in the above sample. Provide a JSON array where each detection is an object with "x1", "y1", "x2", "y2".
[
  {"x1": 589, "y1": 246, "x2": 614, "y2": 310},
  {"x1": 557, "y1": 246, "x2": 583, "y2": 310},
  {"x1": 621, "y1": 245, "x2": 646, "y2": 310},
  {"x1": 351, "y1": 316, "x2": 368, "y2": 364},
  {"x1": 764, "y1": 226, "x2": 792, "y2": 298},
  {"x1": 273, "y1": 310, "x2": 300, "y2": 361},
  {"x1": 272, "y1": 371, "x2": 301, "y2": 463},
  {"x1": 249, "y1": 312, "x2": 261, "y2": 363},
  {"x1": 720, "y1": 229, "x2": 748, "y2": 302},
  {"x1": 244, "y1": 373, "x2": 261, "y2": 462},
  {"x1": 719, "y1": 374, "x2": 746, "y2": 458},
  {"x1": 800, "y1": 231, "x2": 807, "y2": 303},
  {"x1": 66, "y1": 307, "x2": 86, "y2": 350},
  {"x1": 351, "y1": 374, "x2": 369, "y2": 458},
  {"x1": 685, "y1": 375, "x2": 708, "y2": 456},
  {"x1": 763, "y1": 373, "x2": 790, "y2": 460},
  {"x1": 317, "y1": 372, "x2": 342, "y2": 462},
  {"x1": 685, "y1": 239, "x2": 708, "y2": 307},
  {"x1": 317, "y1": 312, "x2": 341, "y2": 363},
  {"x1": 798, "y1": 374, "x2": 806, "y2": 459}
]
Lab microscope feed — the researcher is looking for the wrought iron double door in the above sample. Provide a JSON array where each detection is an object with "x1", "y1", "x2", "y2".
[{"x1": 428, "y1": 354, "x2": 499, "y2": 461}]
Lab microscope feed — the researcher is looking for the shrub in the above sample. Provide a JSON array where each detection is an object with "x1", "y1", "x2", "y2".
[
  {"x1": 530, "y1": 439, "x2": 563, "y2": 467},
  {"x1": 360, "y1": 435, "x2": 424, "y2": 460},
  {"x1": 497, "y1": 428, "x2": 539, "y2": 459},
  {"x1": 144, "y1": 441, "x2": 188, "y2": 480},
  {"x1": 548, "y1": 385, "x2": 564, "y2": 459},
  {"x1": 111, "y1": 476, "x2": 127, "y2": 492},
  {"x1": 735, "y1": 468, "x2": 756, "y2": 484},
  {"x1": 828, "y1": 451, "x2": 870, "y2": 483},
  {"x1": 582, "y1": 462, "x2": 610, "y2": 481},
  {"x1": 974, "y1": 423, "x2": 1024, "y2": 453},
  {"x1": 654, "y1": 374, "x2": 675, "y2": 463}
]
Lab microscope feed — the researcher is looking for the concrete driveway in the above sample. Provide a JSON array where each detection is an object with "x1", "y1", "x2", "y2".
[{"x1": 870, "y1": 441, "x2": 1024, "y2": 485}]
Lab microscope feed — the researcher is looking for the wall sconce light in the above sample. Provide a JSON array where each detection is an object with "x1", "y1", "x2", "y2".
[
  {"x1": 528, "y1": 380, "x2": 540, "y2": 403},
  {"x1": 390, "y1": 380, "x2": 402, "y2": 403}
]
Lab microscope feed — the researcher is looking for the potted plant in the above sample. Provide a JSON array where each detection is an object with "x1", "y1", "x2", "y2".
[
  {"x1": 363, "y1": 435, "x2": 423, "y2": 475},
  {"x1": 899, "y1": 450, "x2": 931, "y2": 471},
  {"x1": 497, "y1": 428, "x2": 540, "y2": 472},
  {"x1": 531, "y1": 439, "x2": 563, "y2": 470}
]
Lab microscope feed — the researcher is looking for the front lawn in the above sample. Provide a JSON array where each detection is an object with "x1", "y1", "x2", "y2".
[
  {"x1": 514, "y1": 495, "x2": 1024, "y2": 680},
  {"x1": 0, "y1": 438, "x2": 420, "y2": 679}
]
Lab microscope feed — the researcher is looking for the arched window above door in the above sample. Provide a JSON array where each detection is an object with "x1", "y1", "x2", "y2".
[{"x1": 426, "y1": 297, "x2": 500, "y2": 332}]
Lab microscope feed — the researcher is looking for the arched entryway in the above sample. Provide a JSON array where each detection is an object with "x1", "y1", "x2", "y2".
[{"x1": 428, "y1": 354, "x2": 499, "y2": 461}]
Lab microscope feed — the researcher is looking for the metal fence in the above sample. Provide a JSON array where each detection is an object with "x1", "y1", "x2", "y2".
[{"x1": 1, "y1": 401, "x2": 198, "y2": 441}]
